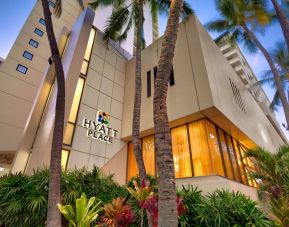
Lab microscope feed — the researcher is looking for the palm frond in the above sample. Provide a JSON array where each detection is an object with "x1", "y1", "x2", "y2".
[
  {"x1": 54, "y1": 0, "x2": 62, "y2": 18},
  {"x1": 150, "y1": 0, "x2": 159, "y2": 40},
  {"x1": 77, "y1": 0, "x2": 84, "y2": 10},
  {"x1": 116, "y1": 11, "x2": 133, "y2": 43},
  {"x1": 103, "y1": 4, "x2": 132, "y2": 42},
  {"x1": 206, "y1": 19, "x2": 233, "y2": 33},
  {"x1": 242, "y1": 30, "x2": 258, "y2": 53},
  {"x1": 89, "y1": 0, "x2": 118, "y2": 9},
  {"x1": 269, "y1": 91, "x2": 281, "y2": 111}
]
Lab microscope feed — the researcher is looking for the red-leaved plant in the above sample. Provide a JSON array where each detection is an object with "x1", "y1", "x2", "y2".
[{"x1": 102, "y1": 197, "x2": 135, "y2": 227}]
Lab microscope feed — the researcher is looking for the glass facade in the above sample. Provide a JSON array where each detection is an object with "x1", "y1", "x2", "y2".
[{"x1": 127, "y1": 119, "x2": 256, "y2": 187}]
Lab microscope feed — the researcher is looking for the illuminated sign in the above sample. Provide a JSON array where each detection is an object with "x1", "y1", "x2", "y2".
[{"x1": 82, "y1": 111, "x2": 118, "y2": 144}]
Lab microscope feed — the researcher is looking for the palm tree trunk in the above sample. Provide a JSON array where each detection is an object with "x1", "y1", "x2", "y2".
[
  {"x1": 271, "y1": 0, "x2": 289, "y2": 61},
  {"x1": 41, "y1": 0, "x2": 65, "y2": 226},
  {"x1": 243, "y1": 25, "x2": 289, "y2": 130},
  {"x1": 153, "y1": 0, "x2": 183, "y2": 226},
  {"x1": 132, "y1": 0, "x2": 147, "y2": 182}
]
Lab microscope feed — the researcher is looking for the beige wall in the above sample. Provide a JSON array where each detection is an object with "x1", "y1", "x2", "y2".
[
  {"x1": 121, "y1": 15, "x2": 285, "y2": 152},
  {"x1": 24, "y1": 8, "x2": 95, "y2": 173},
  {"x1": 0, "y1": 0, "x2": 82, "y2": 156},
  {"x1": 67, "y1": 32, "x2": 128, "y2": 170},
  {"x1": 191, "y1": 16, "x2": 284, "y2": 151}
]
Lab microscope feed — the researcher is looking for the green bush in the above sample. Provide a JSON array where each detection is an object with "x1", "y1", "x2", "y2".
[
  {"x1": 0, "y1": 170, "x2": 274, "y2": 227},
  {"x1": 178, "y1": 186, "x2": 274, "y2": 227},
  {"x1": 0, "y1": 167, "x2": 126, "y2": 227}
]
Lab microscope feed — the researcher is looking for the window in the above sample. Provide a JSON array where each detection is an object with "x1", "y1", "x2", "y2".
[
  {"x1": 171, "y1": 125, "x2": 192, "y2": 178},
  {"x1": 84, "y1": 29, "x2": 96, "y2": 61},
  {"x1": 127, "y1": 143, "x2": 139, "y2": 180},
  {"x1": 205, "y1": 121, "x2": 225, "y2": 176},
  {"x1": 39, "y1": 18, "x2": 45, "y2": 26},
  {"x1": 229, "y1": 78, "x2": 246, "y2": 112},
  {"x1": 49, "y1": 1, "x2": 56, "y2": 8},
  {"x1": 80, "y1": 61, "x2": 89, "y2": 75},
  {"x1": 233, "y1": 139, "x2": 247, "y2": 184},
  {"x1": 226, "y1": 135, "x2": 241, "y2": 182},
  {"x1": 23, "y1": 51, "x2": 33, "y2": 60},
  {"x1": 170, "y1": 67, "x2": 175, "y2": 86},
  {"x1": 34, "y1": 28, "x2": 44, "y2": 37},
  {"x1": 142, "y1": 136, "x2": 155, "y2": 176},
  {"x1": 61, "y1": 149, "x2": 69, "y2": 170},
  {"x1": 153, "y1": 66, "x2": 157, "y2": 82},
  {"x1": 126, "y1": 119, "x2": 255, "y2": 187},
  {"x1": 218, "y1": 129, "x2": 234, "y2": 180},
  {"x1": 68, "y1": 78, "x2": 85, "y2": 123},
  {"x1": 147, "y1": 70, "x2": 151, "y2": 97},
  {"x1": 29, "y1": 39, "x2": 39, "y2": 48},
  {"x1": 16, "y1": 64, "x2": 28, "y2": 74},
  {"x1": 153, "y1": 66, "x2": 175, "y2": 86},
  {"x1": 63, "y1": 122, "x2": 74, "y2": 145},
  {"x1": 189, "y1": 121, "x2": 214, "y2": 176}
]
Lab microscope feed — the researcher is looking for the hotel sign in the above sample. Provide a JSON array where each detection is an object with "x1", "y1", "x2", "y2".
[{"x1": 82, "y1": 111, "x2": 118, "y2": 144}]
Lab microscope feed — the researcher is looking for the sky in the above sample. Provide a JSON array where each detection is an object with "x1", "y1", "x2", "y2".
[{"x1": 0, "y1": 0, "x2": 288, "y2": 138}]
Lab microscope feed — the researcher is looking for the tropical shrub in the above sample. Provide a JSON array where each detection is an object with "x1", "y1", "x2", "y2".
[
  {"x1": 245, "y1": 146, "x2": 289, "y2": 227},
  {"x1": 0, "y1": 167, "x2": 126, "y2": 226},
  {"x1": 178, "y1": 186, "x2": 273, "y2": 227},
  {"x1": 58, "y1": 193, "x2": 102, "y2": 227},
  {"x1": 0, "y1": 170, "x2": 49, "y2": 227},
  {"x1": 102, "y1": 197, "x2": 135, "y2": 226}
]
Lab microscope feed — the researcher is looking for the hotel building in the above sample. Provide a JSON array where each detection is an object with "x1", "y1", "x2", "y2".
[{"x1": 0, "y1": 1, "x2": 287, "y2": 200}]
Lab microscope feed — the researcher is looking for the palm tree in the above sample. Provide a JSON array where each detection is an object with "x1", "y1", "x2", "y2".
[
  {"x1": 269, "y1": 0, "x2": 289, "y2": 56},
  {"x1": 41, "y1": 0, "x2": 114, "y2": 225},
  {"x1": 40, "y1": 0, "x2": 65, "y2": 226},
  {"x1": 103, "y1": 0, "x2": 192, "y2": 182},
  {"x1": 102, "y1": 0, "x2": 149, "y2": 182},
  {"x1": 152, "y1": 0, "x2": 193, "y2": 226},
  {"x1": 251, "y1": 42, "x2": 289, "y2": 111},
  {"x1": 207, "y1": 0, "x2": 289, "y2": 130},
  {"x1": 244, "y1": 146, "x2": 289, "y2": 226}
]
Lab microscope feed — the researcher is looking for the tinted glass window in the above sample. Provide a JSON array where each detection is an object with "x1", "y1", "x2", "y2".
[
  {"x1": 39, "y1": 18, "x2": 45, "y2": 26},
  {"x1": 34, "y1": 28, "x2": 44, "y2": 37},
  {"x1": 29, "y1": 39, "x2": 39, "y2": 48},
  {"x1": 23, "y1": 51, "x2": 33, "y2": 60},
  {"x1": 16, "y1": 64, "x2": 28, "y2": 74}
]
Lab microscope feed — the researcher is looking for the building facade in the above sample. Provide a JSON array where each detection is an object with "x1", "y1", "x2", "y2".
[{"x1": 0, "y1": 1, "x2": 287, "y2": 200}]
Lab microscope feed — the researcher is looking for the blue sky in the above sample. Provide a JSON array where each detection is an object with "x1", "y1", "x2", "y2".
[{"x1": 0, "y1": 0, "x2": 288, "y2": 137}]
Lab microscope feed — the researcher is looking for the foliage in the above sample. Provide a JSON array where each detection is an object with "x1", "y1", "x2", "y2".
[
  {"x1": 127, "y1": 179, "x2": 155, "y2": 226},
  {"x1": 102, "y1": 0, "x2": 193, "y2": 45},
  {"x1": 126, "y1": 175, "x2": 158, "y2": 226},
  {"x1": 206, "y1": 0, "x2": 271, "y2": 53},
  {"x1": 61, "y1": 167, "x2": 127, "y2": 205},
  {"x1": 251, "y1": 42, "x2": 289, "y2": 111},
  {"x1": 0, "y1": 170, "x2": 49, "y2": 227},
  {"x1": 245, "y1": 146, "x2": 289, "y2": 226},
  {"x1": 58, "y1": 193, "x2": 102, "y2": 227},
  {"x1": 178, "y1": 186, "x2": 273, "y2": 227},
  {"x1": 102, "y1": 197, "x2": 135, "y2": 226},
  {"x1": 0, "y1": 167, "x2": 126, "y2": 226}
]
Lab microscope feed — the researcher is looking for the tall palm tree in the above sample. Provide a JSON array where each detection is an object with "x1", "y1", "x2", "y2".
[
  {"x1": 102, "y1": 0, "x2": 149, "y2": 181},
  {"x1": 40, "y1": 0, "x2": 65, "y2": 226},
  {"x1": 103, "y1": 0, "x2": 192, "y2": 185},
  {"x1": 152, "y1": 0, "x2": 193, "y2": 226},
  {"x1": 269, "y1": 0, "x2": 289, "y2": 56},
  {"x1": 251, "y1": 42, "x2": 289, "y2": 111},
  {"x1": 207, "y1": 0, "x2": 289, "y2": 130},
  {"x1": 41, "y1": 0, "x2": 114, "y2": 225}
]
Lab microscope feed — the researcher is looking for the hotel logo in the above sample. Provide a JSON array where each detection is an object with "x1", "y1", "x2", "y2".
[{"x1": 82, "y1": 111, "x2": 118, "y2": 144}]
